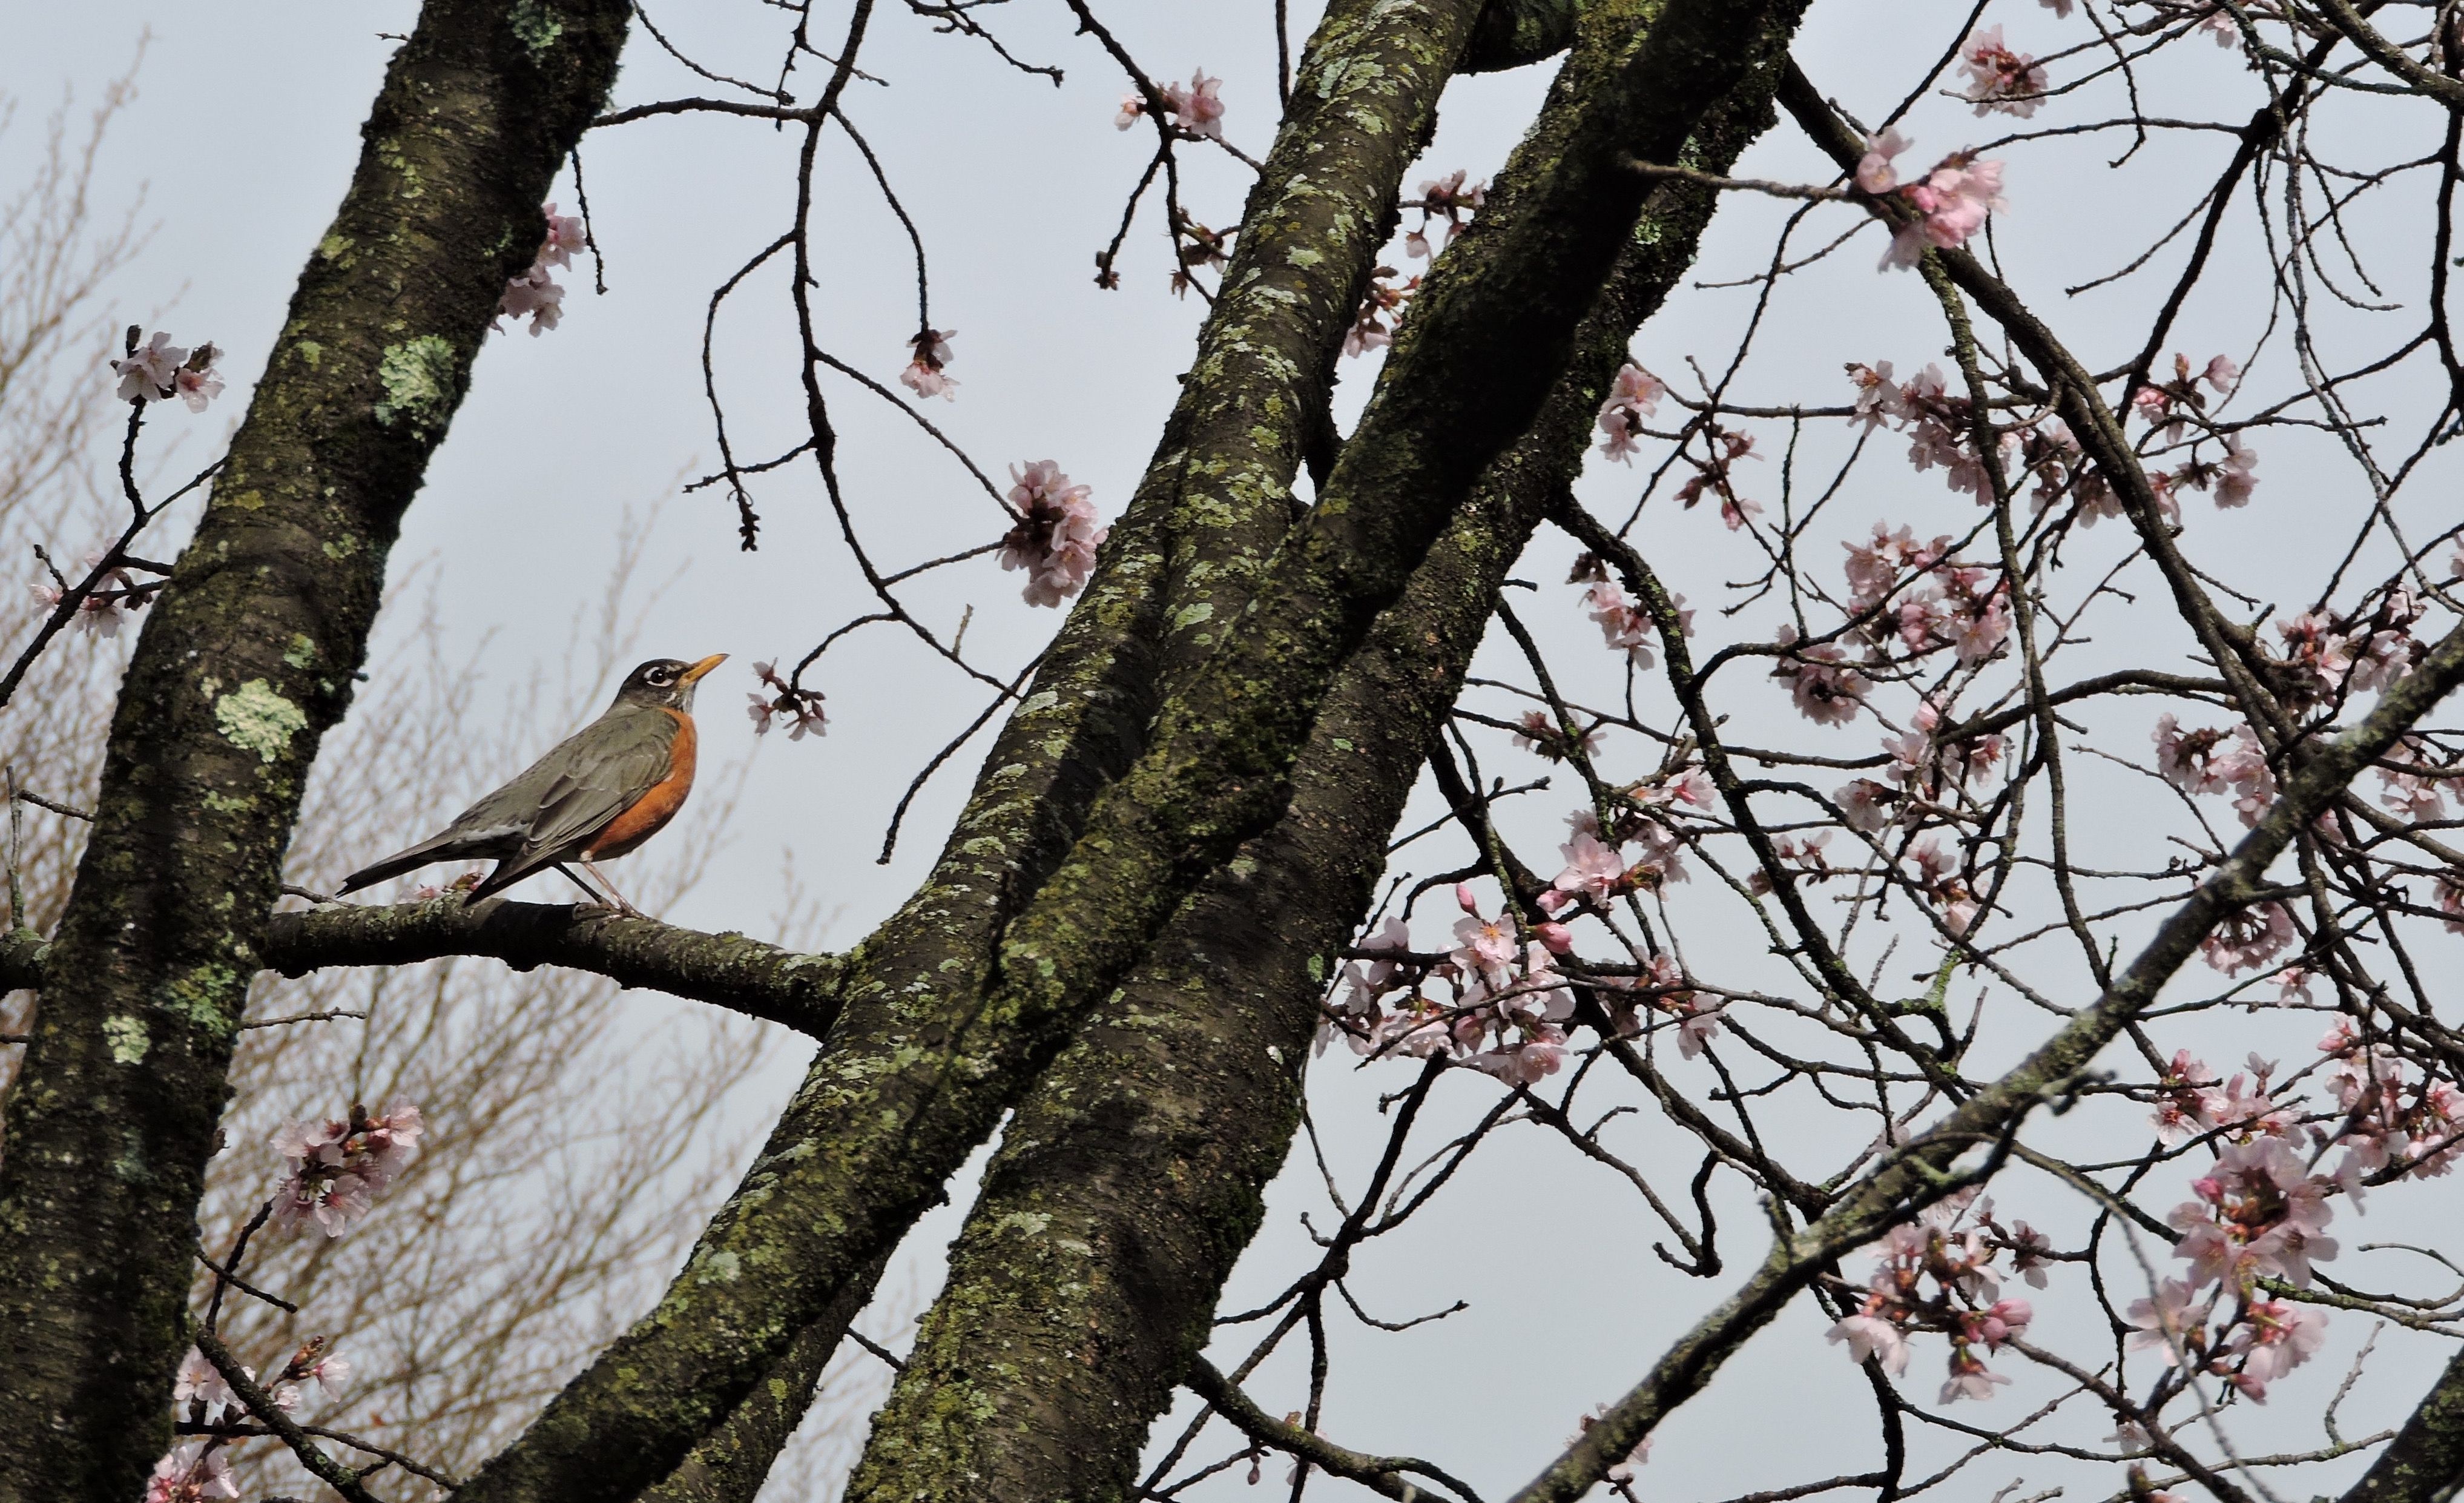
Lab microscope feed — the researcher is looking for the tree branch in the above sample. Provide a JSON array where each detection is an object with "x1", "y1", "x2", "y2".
[
  {"x1": 1186, "y1": 1357, "x2": 1486, "y2": 1503},
  {"x1": 262, "y1": 898, "x2": 844, "y2": 1037}
]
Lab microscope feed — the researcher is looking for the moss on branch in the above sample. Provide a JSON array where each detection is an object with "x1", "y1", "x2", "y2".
[
  {"x1": 835, "y1": 10, "x2": 1807, "y2": 1497},
  {"x1": 0, "y1": 5, "x2": 631, "y2": 1498},
  {"x1": 260, "y1": 898, "x2": 844, "y2": 1037}
]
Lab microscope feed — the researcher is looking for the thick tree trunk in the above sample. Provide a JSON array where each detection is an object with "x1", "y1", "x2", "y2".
[
  {"x1": 447, "y1": 2, "x2": 1497, "y2": 1498},
  {"x1": 836, "y1": 15, "x2": 1806, "y2": 1498},
  {"x1": 0, "y1": 5, "x2": 630, "y2": 1499}
]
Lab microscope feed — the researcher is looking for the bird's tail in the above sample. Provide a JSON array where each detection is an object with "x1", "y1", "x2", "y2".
[{"x1": 336, "y1": 832, "x2": 485, "y2": 896}]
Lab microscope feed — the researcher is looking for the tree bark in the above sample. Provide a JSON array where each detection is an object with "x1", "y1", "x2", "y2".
[
  {"x1": 0, "y1": 5, "x2": 630, "y2": 1499},
  {"x1": 837, "y1": 10, "x2": 1807, "y2": 1496},
  {"x1": 2339, "y1": 1346, "x2": 2464, "y2": 1503},
  {"x1": 446, "y1": 1, "x2": 1496, "y2": 1496}
]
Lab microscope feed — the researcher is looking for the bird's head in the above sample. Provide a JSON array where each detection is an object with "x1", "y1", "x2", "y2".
[{"x1": 615, "y1": 654, "x2": 728, "y2": 712}]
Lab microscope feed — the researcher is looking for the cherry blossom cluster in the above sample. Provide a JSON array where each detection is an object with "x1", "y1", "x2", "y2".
[
  {"x1": 1402, "y1": 170, "x2": 1484, "y2": 259},
  {"x1": 2316, "y1": 1019, "x2": 2464, "y2": 1182},
  {"x1": 899, "y1": 328, "x2": 958, "y2": 400},
  {"x1": 2377, "y1": 733, "x2": 2459, "y2": 825},
  {"x1": 30, "y1": 551, "x2": 161, "y2": 638},
  {"x1": 149, "y1": 1338, "x2": 351, "y2": 1501},
  {"x1": 999, "y1": 460, "x2": 1108, "y2": 607},
  {"x1": 496, "y1": 202, "x2": 583, "y2": 336},
  {"x1": 1836, "y1": 518, "x2": 2012, "y2": 668},
  {"x1": 1594, "y1": 363, "x2": 1666, "y2": 463},
  {"x1": 1958, "y1": 27, "x2": 2047, "y2": 116},
  {"x1": 2152, "y1": 715, "x2": 2275, "y2": 827},
  {"x1": 143, "y1": 1442, "x2": 236, "y2": 1503},
  {"x1": 1854, "y1": 132, "x2": 2006, "y2": 271},
  {"x1": 1114, "y1": 68, "x2": 1225, "y2": 140},
  {"x1": 2132, "y1": 1132, "x2": 2339, "y2": 1402},
  {"x1": 271, "y1": 1098, "x2": 424, "y2": 1237},
  {"x1": 1322, "y1": 888, "x2": 1578, "y2": 1085},
  {"x1": 1569, "y1": 549, "x2": 1689, "y2": 670},
  {"x1": 2149, "y1": 1049, "x2": 2295, "y2": 1147},
  {"x1": 1825, "y1": 1191, "x2": 2042, "y2": 1403},
  {"x1": 111, "y1": 331, "x2": 224, "y2": 410},
  {"x1": 1672, "y1": 423, "x2": 1762, "y2": 530},
  {"x1": 1344, "y1": 266, "x2": 1419, "y2": 358},
  {"x1": 746, "y1": 658, "x2": 828, "y2": 739}
]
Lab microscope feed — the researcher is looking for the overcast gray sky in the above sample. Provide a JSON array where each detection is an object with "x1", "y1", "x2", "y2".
[{"x1": 11, "y1": 1, "x2": 2462, "y2": 1498}]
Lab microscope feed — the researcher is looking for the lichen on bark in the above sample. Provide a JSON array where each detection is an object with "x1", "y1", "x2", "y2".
[
  {"x1": 839, "y1": 9, "x2": 1808, "y2": 1497},
  {"x1": 0, "y1": 5, "x2": 631, "y2": 1499}
]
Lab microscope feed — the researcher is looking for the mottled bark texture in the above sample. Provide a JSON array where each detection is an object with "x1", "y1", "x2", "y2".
[
  {"x1": 447, "y1": 4, "x2": 1492, "y2": 1499},
  {"x1": 499, "y1": 2, "x2": 1797, "y2": 1497},
  {"x1": 838, "y1": 12, "x2": 1808, "y2": 1499},
  {"x1": 2341, "y1": 1346, "x2": 2464, "y2": 1503},
  {"x1": 0, "y1": 6, "x2": 630, "y2": 1501},
  {"x1": 636, "y1": 1250, "x2": 892, "y2": 1503},
  {"x1": 263, "y1": 897, "x2": 846, "y2": 1036}
]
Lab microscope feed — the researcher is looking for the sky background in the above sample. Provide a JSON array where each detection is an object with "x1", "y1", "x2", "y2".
[{"x1": 8, "y1": 1, "x2": 2463, "y2": 1498}]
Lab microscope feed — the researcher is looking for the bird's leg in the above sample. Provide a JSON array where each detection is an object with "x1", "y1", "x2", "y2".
[
  {"x1": 553, "y1": 862, "x2": 612, "y2": 907},
  {"x1": 578, "y1": 854, "x2": 646, "y2": 919}
]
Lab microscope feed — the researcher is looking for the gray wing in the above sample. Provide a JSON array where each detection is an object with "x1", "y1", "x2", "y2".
[
  {"x1": 464, "y1": 711, "x2": 677, "y2": 897},
  {"x1": 338, "y1": 707, "x2": 670, "y2": 894}
]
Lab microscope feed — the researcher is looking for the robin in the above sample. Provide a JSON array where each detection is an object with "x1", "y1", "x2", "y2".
[{"x1": 337, "y1": 655, "x2": 728, "y2": 915}]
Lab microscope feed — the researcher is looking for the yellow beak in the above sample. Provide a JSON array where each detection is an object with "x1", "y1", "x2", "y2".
[{"x1": 680, "y1": 653, "x2": 728, "y2": 685}]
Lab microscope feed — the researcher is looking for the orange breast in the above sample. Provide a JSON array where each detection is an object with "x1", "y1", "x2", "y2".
[{"x1": 585, "y1": 709, "x2": 697, "y2": 860}]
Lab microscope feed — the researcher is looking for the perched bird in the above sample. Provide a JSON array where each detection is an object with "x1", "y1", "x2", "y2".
[{"x1": 337, "y1": 655, "x2": 728, "y2": 914}]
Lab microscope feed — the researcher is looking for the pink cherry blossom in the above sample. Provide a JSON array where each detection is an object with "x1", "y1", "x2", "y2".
[
  {"x1": 2123, "y1": 1277, "x2": 2211, "y2": 1366},
  {"x1": 1835, "y1": 778, "x2": 1895, "y2": 833},
  {"x1": 114, "y1": 333, "x2": 225, "y2": 408},
  {"x1": 2152, "y1": 715, "x2": 2232, "y2": 794},
  {"x1": 1450, "y1": 902, "x2": 1518, "y2": 985},
  {"x1": 1173, "y1": 69, "x2": 1226, "y2": 138},
  {"x1": 1584, "y1": 580, "x2": 1655, "y2": 666},
  {"x1": 1856, "y1": 129, "x2": 1910, "y2": 196},
  {"x1": 898, "y1": 328, "x2": 958, "y2": 400},
  {"x1": 146, "y1": 1443, "x2": 238, "y2": 1503},
  {"x1": 2201, "y1": 900, "x2": 2293, "y2": 976},
  {"x1": 746, "y1": 659, "x2": 828, "y2": 741},
  {"x1": 1343, "y1": 267, "x2": 1417, "y2": 357},
  {"x1": 113, "y1": 331, "x2": 188, "y2": 401},
  {"x1": 1672, "y1": 428, "x2": 1762, "y2": 528},
  {"x1": 1958, "y1": 27, "x2": 2048, "y2": 116},
  {"x1": 2212, "y1": 728, "x2": 2276, "y2": 827},
  {"x1": 1404, "y1": 170, "x2": 1484, "y2": 257},
  {"x1": 2167, "y1": 1136, "x2": 2337, "y2": 1292},
  {"x1": 1827, "y1": 1312, "x2": 1911, "y2": 1375},
  {"x1": 2225, "y1": 1298, "x2": 2327, "y2": 1401},
  {"x1": 1872, "y1": 148, "x2": 2007, "y2": 271},
  {"x1": 1000, "y1": 461, "x2": 1108, "y2": 607},
  {"x1": 1595, "y1": 362, "x2": 1665, "y2": 462},
  {"x1": 1552, "y1": 831, "x2": 1627, "y2": 907},
  {"x1": 173, "y1": 1346, "x2": 236, "y2": 1410},
  {"x1": 1939, "y1": 1347, "x2": 2012, "y2": 1404},
  {"x1": 271, "y1": 1098, "x2": 424, "y2": 1238},
  {"x1": 1114, "y1": 93, "x2": 1146, "y2": 130},
  {"x1": 1772, "y1": 627, "x2": 1870, "y2": 726},
  {"x1": 495, "y1": 204, "x2": 584, "y2": 336}
]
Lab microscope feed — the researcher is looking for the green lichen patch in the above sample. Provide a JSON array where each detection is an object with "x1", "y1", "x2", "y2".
[
  {"x1": 102, "y1": 1014, "x2": 149, "y2": 1065},
  {"x1": 215, "y1": 680, "x2": 308, "y2": 764},
  {"x1": 510, "y1": 0, "x2": 565, "y2": 55},
  {"x1": 372, "y1": 335, "x2": 459, "y2": 434}
]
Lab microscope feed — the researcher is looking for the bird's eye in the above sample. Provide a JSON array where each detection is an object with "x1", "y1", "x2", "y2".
[{"x1": 649, "y1": 669, "x2": 673, "y2": 685}]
